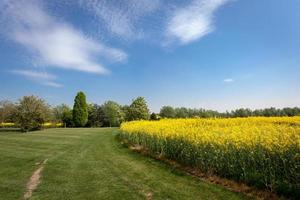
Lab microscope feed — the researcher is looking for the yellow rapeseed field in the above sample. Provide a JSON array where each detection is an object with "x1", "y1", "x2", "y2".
[
  {"x1": 43, "y1": 122, "x2": 63, "y2": 127},
  {"x1": 121, "y1": 117, "x2": 300, "y2": 151},
  {"x1": 0, "y1": 122, "x2": 63, "y2": 127},
  {"x1": 0, "y1": 122, "x2": 15, "y2": 127},
  {"x1": 120, "y1": 117, "x2": 300, "y2": 197}
]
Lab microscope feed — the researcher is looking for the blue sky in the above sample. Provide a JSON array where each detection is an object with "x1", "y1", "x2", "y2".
[{"x1": 0, "y1": 0, "x2": 299, "y2": 112}]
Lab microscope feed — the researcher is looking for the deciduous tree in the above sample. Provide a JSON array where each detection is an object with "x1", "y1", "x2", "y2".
[
  {"x1": 102, "y1": 101, "x2": 124, "y2": 127},
  {"x1": 160, "y1": 106, "x2": 176, "y2": 118},
  {"x1": 128, "y1": 97, "x2": 150, "y2": 120},
  {"x1": 0, "y1": 100, "x2": 16, "y2": 123}
]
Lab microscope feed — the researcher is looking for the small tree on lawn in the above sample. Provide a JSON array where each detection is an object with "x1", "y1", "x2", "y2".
[
  {"x1": 15, "y1": 96, "x2": 50, "y2": 132},
  {"x1": 72, "y1": 91, "x2": 88, "y2": 127}
]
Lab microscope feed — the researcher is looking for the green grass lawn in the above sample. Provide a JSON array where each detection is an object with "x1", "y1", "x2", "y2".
[{"x1": 0, "y1": 128, "x2": 250, "y2": 200}]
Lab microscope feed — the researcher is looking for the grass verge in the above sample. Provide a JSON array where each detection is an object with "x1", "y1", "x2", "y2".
[{"x1": 0, "y1": 128, "x2": 249, "y2": 200}]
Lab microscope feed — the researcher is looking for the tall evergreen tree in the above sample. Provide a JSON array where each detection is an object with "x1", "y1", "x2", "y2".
[{"x1": 72, "y1": 91, "x2": 88, "y2": 127}]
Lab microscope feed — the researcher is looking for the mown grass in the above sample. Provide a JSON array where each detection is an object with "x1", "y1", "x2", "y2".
[{"x1": 0, "y1": 128, "x2": 249, "y2": 200}]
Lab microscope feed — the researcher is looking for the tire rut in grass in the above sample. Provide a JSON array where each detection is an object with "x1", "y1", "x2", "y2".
[{"x1": 24, "y1": 159, "x2": 48, "y2": 200}]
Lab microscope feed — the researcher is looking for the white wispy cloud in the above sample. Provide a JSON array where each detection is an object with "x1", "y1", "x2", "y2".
[
  {"x1": 166, "y1": 0, "x2": 231, "y2": 44},
  {"x1": 43, "y1": 82, "x2": 62, "y2": 88},
  {"x1": 79, "y1": 0, "x2": 161, "y2": 39},
  {"x1": 11, "y1": 69, "x2": 62, "y2": 87},
  {"x1": 0, "y1": 0, "x2": 127, "y2": 75},
  {"x1": 223, "y1": 78, "x2": 234, "y2": 83}
]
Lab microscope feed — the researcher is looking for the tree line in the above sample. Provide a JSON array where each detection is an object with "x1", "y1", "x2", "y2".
[
  {"x1": 0, "y1": 91, "x2": 150, "y2": 131},
  {"x1": 159, "y1": 106, "x2": 300, "y2": 118},
  {"x1": 1, "y1": 91, "x2": 300, "y2": 132}
]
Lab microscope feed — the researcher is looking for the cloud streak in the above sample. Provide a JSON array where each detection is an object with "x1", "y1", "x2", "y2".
[
  {"x1": 11, "y1": 69, "x2": 62, "y2": 87},
  {"x1": 166, "y1": 0, "x2": 231, "y2": 44},
  {"x1": 223, "y1": 78, "x2": 234, "y2": 83},
  {"x1": 0, "y1": 0, "x2": 127, "y2": 75}
]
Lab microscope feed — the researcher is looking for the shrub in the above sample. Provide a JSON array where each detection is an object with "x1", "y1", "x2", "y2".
[
  {"x1": 15, "y1": 96, "x2": 50, "y2": 132},
  {"x1": 150, "y1": 112, "x2": 159, "y2": 120}
]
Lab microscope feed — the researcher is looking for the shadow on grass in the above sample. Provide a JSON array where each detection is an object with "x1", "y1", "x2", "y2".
[
  {"x1": 114, "y1": 133, "x2": 187, "y2": 178},
  {"x1": 0, "y1": 128, "x2": 21, "y2": 133}
]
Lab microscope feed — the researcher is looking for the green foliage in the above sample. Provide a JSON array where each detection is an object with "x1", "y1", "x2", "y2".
[
  {"x1": 127, "y1": 97, "x2": 150, "y2": 121},
  {"x1": 15, "y1": 96, "x2": 50, "y2": 132},
  {"x1": 59, "y1": 105, "x2": 73, "y2": 127},
  {"x1": 231, "y1": 108, "x2": 253, "y2": 117},
  {"x1": 174, "y1": 107, "x2": 189, "y2": 118},
  {"x1": 160, "y1": 106, "x2": 176, "y2": 118},
  {"x1": 72, "y1": 91, "x2": 88, "y2": 127},
  {"x1": 86, "y1": 104, "x2": 104, "y2": 127},
  {"x1": 0, "y1": 100, "x2": 16, "y2": 123},
  {"x1": 102, "y1": 101, "x2": 124, "y2": 127},
  {"x1": 160, "y1": 106, "x2": 300, "y2": 118},
  {"x1": 52, "y1": 104, "x2": 69, "y2": 123},
  {"x1": 150, "y1": 112, "x2": 159, "y2": 120},
  {"x1": 121, "y1": 105, "x2": 131, "y2": 121}
]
